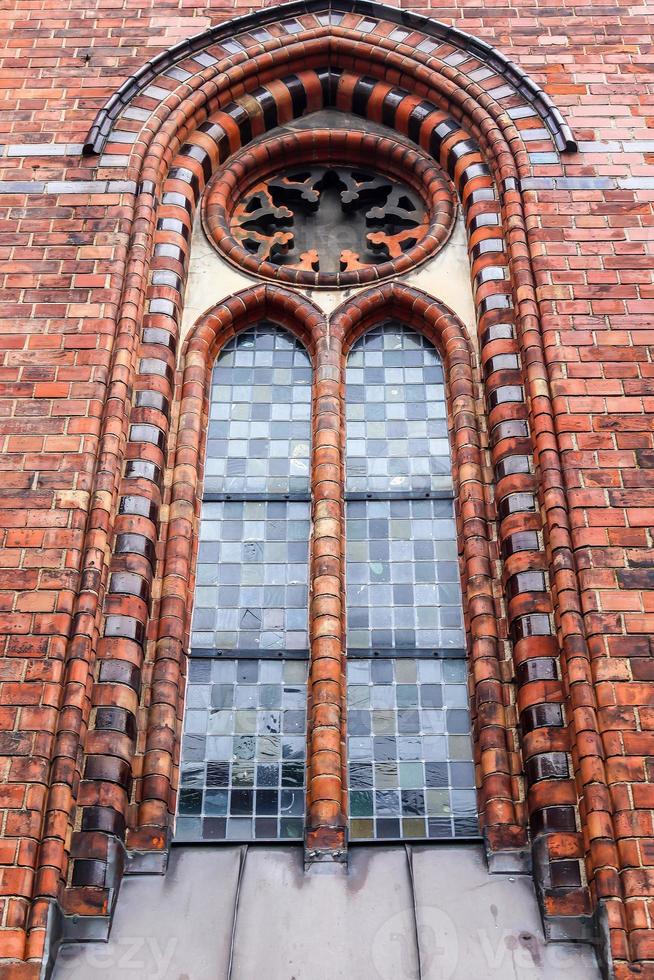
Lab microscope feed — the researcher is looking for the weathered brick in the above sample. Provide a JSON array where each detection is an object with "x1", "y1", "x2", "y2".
[{"x1": 0, "y1": 1, "x2": 652, "y2": 977}]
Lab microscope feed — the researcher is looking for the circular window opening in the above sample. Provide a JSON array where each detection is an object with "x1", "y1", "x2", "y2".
[{"x1": 203, "y1": 130, "x2": 457, "y2": 289}]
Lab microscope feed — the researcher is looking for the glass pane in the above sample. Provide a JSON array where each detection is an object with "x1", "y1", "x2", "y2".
[
  {"x1": 347, "y1": 657, "x2": 478, "y2": 841},
  {"x1": 205, "y1": 322, "x2": 311, "y2": 494},
  {"x1": 175, "y1": 658, "x2": 308, "y2": 842},
  {"x1": 191, "y1": 500, "x2": 310, "y2": 653},
  {"x1": 346, "y1": 322, "x2": 450, "y2": 494},
  {"x1": 346, "y1": 497, "x2": 464, "y2": 652}
]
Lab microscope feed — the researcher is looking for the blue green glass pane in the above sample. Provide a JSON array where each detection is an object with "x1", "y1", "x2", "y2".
[
  {"x1": 176, "y1": 659, "x2": 308, "y2": 841},
  {"x1": 346, "y1": 322, "x2": 449, "y2": 494},
  {"x1": 206, "y1": 322, "x2": 311, "y2": 494},
  {"x1": 346, "y1": 657, "x2": 478, "y2": 841}
]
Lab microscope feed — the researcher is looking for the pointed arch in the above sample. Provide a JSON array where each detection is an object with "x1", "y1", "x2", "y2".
[
  {"x1": 27, "y1": 6, "x2": 628, "y2": 965},
  {"x1": 122, "y1": 285, "x2": 326, "y2": 837},
  {"x1": 335, "y1": 284, "x2": 518, "y2": 839},
  {"x1": 83, "y1": 0, "x2": 575, "y2": 157}
]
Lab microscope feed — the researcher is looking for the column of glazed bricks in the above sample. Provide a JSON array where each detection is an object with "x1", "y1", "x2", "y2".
[
  {"x1": 468, "y1": 178, "x2": 584, "y2": 888},
  {"x1": 66, "y1": 14, "x2": 587, "y2": 922},
  {"x1": 67, "y1": 160, "x2": 190, "y2": 895},
  {"x1": 67, "y1": 185, "x2": 177, "y2": 896},
  {"x1": 446, "y1": 116, "x2": 588, "y2": 906}
]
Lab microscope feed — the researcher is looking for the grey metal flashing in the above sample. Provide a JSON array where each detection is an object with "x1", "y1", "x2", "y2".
[
  {"x1": 38, "y1": 840, "x2": 125, "y2": 979},
  {"x1": 40, "y1": 837, "x2": 172, "y2": 979},
  {"x1": 484, "y1": 830, "x2": 601, "y2": 948},
  {"x1": 82, "y1": 0, "x2": 577, "y2": 157},
  {"x1": 125, "y1": 846, "x2": 170, "y2": 875},
  {"x1": 404, "y1": 844, "x2": 424, "y2": 980},
  {"x1": 531, "y1": 835, "x2": 596, "y2": 945},
  {"x1": 483, "y1": 831, "x2": 532, "y2": 874},
  {"x1": 226, "y1": 845, "x2": 248, "y2": 980},
  {"x1": 594, "y1": 900, "x2": 616, "y2": 980},
  {"x1": 40, "y1": 898, "x2": 65, "y2": 980},
  {"x1": 544, "y1": 912, "x2": 597, "y2": 946}
]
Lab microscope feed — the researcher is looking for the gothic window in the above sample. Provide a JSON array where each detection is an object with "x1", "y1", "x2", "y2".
[
  {"x1": 177, "y1": 318, "x2": 477, "y2": 844},
  {"x1": 176, "y1": 323, "x2": 311, "y2": 843},
  {"x1": 344, "y1": 322, "x2": 477, "y2": 841}
]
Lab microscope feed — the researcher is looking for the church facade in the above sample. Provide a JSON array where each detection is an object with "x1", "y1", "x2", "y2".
[{"x1": 0, "y1": 1, "x2": 653, "y2": 977}]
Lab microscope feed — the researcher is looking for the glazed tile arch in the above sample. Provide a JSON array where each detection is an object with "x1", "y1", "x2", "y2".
[
  {"x1": 130, "y1": 61, "x2": 591, "y2": 872},
  {"x1": 31, "y1": 3, "x2": 627, "y2": 952},
  {"x1": 107, "y1": 32, "x2": 557, "y2": 191},
  {"x1": 83, "y1": 0, "x2": 576, "y2": 157}
]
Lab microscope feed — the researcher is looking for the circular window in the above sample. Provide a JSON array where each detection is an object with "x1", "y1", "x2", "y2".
[{"x1": 202, "y1": 130, "x2": 457, "y2": 288}]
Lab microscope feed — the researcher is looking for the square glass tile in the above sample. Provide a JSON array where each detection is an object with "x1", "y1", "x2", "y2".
[
  {"x1": 205, "y1": 322, "x2": 311, "y2": 494},
  {"x1": 192, "y1": 500, "x2": 309, "y2": 653},
  {"x1": 175, "y1": 659, "x2": 308, "y2": 842},
  {"x1": 346, "y1": 322, "x2": 451, "y2": 494},
  {"x1": 347, "y1": 657, "x2": 479, "y2": 841},
  {"x1": 346, "y1": 497, "x2": 464, "y2": 651}
]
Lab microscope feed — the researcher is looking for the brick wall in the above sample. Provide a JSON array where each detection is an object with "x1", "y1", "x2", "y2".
[{"x1": 0, "y1": 0, "x2": 653, "y2": 976}]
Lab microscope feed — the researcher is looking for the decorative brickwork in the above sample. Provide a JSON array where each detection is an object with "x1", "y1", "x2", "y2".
[
  {"x1": 1, "y1": 2, "x2": 653, "y2": 978},
  {"x1": 202, "y1": 129, "x2": 455, "y2": 286}
]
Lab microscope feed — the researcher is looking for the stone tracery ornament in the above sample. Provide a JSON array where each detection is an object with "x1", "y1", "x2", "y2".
[
  {"x1": 203, "y1": 130, "x2": 457, "y2": 288},
  {"x1": 231, "y1": 166, "x2": 430, "y2": 274}
]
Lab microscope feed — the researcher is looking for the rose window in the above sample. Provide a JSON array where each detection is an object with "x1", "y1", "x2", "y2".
[
  {"x1": 203, "y1": 129, "x2": 456, "y2": 288},
  {"x1": 230, "y1": 165, "x2": 428, "y2": 274}
]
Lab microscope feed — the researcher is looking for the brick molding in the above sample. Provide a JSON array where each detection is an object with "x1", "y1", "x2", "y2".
[{"x1": 5, "y1": 2, "x2": 653, "y2": 976}]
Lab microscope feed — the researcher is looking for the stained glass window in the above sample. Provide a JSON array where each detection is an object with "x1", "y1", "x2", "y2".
[
  {"x1": 345, "y1": 324, "x2": 450, "y2": 495},
  {"x1": 204, "y1": 323, "x2": 311, "y2": 495},
  {"x1": 347, "y1": 658, "x2": 477, "y2": 840},
  {"x1": 345, "y1": 322, "x2": 477, "y2": 841},
  {"x1": 178, "y1": 317, "x2": 477, "y2": 846},
  {"x1": 175, "y1": 658, "x2": 308, "y2": 843},
  {"x1": 191, "y1": 500, "x2": 310, "y2": 654},
  {"x1": 177, "y1": 323, "x2": 311, "y2": 843},
  {"x1": 346, "y1": 497, "x2": 465, "y2": 653}
]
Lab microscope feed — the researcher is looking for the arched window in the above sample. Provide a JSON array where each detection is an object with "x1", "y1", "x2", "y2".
[
  {"x1": 345, "y1": 322, "x2": 477, "y2": 841},
  {"x1": 176, "y1": 323, "x2": 311, "y2": 842}
]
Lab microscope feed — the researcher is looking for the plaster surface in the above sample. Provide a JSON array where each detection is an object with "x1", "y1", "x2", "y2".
[{"x1": 179, "y1": 111, "x2": 477, "y2": 350}]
